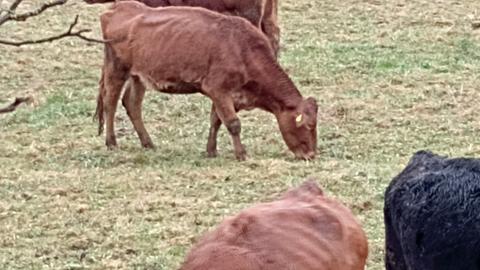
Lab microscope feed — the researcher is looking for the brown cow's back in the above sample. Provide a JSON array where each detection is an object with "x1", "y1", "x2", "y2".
[
  {"x1": 101, "y1": 2, "x2": 274, "y2": 90},
  {"x1": 181, "y1": 181, "x2": 368, "y2": 270},
  {"x1": 87, "y1": 0, "x2": 280, "y2": 56}
]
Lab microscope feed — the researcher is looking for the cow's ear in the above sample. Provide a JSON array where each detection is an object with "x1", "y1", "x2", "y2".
[{"x1": 300, "y1": 97, "x2": 318, "y2": 129}]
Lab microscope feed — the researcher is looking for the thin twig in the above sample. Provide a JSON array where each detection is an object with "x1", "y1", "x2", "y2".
[
  {"x1": 0, "y1": 15, "x2": 107, "y2": 46},
  {"x1": 0, "y1": 0, "x2": 67, "y2": 26},
  {"x1": 0, "y1": 0, "x2": 24, "y2": 26},
  {"x1": 9, "y1": 0, "x2": 67, "y2": 22},
  {"x1": 9, "y1": 0, "x2": 24, "y2": 11},
  {"x1": 0, "y1": 97, "x2": 32, "y2": 114}
]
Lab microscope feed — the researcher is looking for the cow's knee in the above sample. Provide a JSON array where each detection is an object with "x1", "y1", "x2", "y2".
[{"x1": 226, "y1": 118, "x2": 241, "y2": 136}]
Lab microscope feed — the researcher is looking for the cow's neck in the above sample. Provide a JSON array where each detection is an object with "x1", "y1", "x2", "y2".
[{"x1": 257, "y1": 57, "x2": 303, "y2": 114}]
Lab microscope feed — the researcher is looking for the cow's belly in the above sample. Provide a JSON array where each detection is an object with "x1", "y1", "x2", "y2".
[{"x1": 137, "y1": 74, "x2": 202, "y2": 94}]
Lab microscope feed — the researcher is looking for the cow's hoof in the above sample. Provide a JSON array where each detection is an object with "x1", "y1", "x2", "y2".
[
  {"x1": 235, "y1": 152, "x2": 247, "y2": 161},
  {"x1": 207, "y1": 150, "x2": 218, "y2": 158},
  {"x1": 107, "y1": 144, "x2": 118, "y2": 150},
  {"x1": 142, "y1": 142, "x2": 155, "y2": 149}
]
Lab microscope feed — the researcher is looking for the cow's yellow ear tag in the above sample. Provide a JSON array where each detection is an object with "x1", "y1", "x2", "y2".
[{"x1": 296, "y1": 114, "x2": 303, "y2": 123}]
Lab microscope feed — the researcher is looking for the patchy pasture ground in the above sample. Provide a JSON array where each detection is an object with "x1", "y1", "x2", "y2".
[{"x1": 1, "y1": 0, "x2": 480, "y2": 269}]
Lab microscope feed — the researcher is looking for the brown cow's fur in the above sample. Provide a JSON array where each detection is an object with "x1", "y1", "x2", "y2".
[
  {"x1": 96, "y1": 2, "x2": 318, "y2": 160},
  {"x1": 84, "y1": 0, "x2": 280, "y2": 57},
  {"x1": 180, "y1": 180, "x2": 369, "y2": 270}
]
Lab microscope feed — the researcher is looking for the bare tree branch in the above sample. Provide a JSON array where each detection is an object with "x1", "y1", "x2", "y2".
[
  {"x1": 1, "y1": 0, "x2": 68, "y2": 26},
  {"x1": 8, "y1": 0, "x2": 67, "y2": 23},
  {"x1": 0, "y1": 15, "x2": 107, "y2": 46},
  {"x1": 0, "y1": 0, "x2": 25, "y2": 26},
  {"x1": 0, "y1": 1, "x2": 107, "y2": 46},
  {"x1": 9, "y1": 0, "x2": 24, "y2": 10},
  {"x1": 0, "y1": 97, "x2": 32, "y2": 114}
]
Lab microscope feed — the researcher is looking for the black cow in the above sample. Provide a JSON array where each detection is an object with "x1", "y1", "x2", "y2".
[{"x1": 384, "y1": 150, "x2": 480, "y2": 270}]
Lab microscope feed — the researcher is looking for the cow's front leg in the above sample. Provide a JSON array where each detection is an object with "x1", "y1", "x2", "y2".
[
  {"x1": 211, "y1": 98, "x2": 246, "y2": 161},
  {"x1": 226, "y1": 118, "x2": 246, "y2": 161},
  {"x1": 206, "y1": 104, "x2": 222, "y2": 157}
]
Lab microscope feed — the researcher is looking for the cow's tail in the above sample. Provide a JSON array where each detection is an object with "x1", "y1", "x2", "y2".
[{"x1": 94, "y1": 67, "x2": 105, "y2": 136}]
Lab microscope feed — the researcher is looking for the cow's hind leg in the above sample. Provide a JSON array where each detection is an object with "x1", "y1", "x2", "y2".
[
  {"x1": 94, "y1": 66, "x2": 106, "y2": 136},
  {"x1": 122, "y1": 76, "x2": 155, "y2": 149},
  {"x1": 261, "y1": 0, "x2": 280, "y2": 57},
  {"x1": 262, "y1": 19, "x2": 280, "y2": 58},
  {"x1": 206, "y1": 104, "x2": 222, "y2": 157},
  {"x1": 103, "y1": 46, "x2": 129, "y2": 149}
]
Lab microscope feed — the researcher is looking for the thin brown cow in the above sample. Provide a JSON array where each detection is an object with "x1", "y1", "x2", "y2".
[
  {"x1": 96, "y1": 1, "x2": 318, "y2": 160},
  {"x1": 84, "y1": 0, "x2": 280, "y2": 57},
  {"x1": 180, "y1": 180, "x2": 369, "y2": 270}
]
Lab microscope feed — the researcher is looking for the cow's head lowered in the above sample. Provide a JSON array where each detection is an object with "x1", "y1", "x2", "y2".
[{"x1": 277, "y1": 97, "x2": 318, "y2": 160}]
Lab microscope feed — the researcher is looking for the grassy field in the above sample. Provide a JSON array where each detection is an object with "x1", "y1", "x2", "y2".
[{"x1": 1, "y1": 0, "x2": 480, "y2": 269}]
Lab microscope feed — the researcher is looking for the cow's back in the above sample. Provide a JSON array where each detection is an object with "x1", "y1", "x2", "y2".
[
  {"x1": 182, "y1": 185, "x2": 368, "y2": 270},
  {"x1": 100, "y1": 2, "x2": 273, "y2": 81},
  {"x1": 232, "y1": 199, "x2": 367, "y2": 270}
]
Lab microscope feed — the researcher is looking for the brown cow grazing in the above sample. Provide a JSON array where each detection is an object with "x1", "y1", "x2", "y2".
[
  {"x1": 84, "y1": 0, "x2": 280, "y2": 57},
  {"x1": 180, "y1": 180, "x2": 369, "y2": 270},
  {"x1": 96, "y1": 1, "x2": 318, "y2": 160}
]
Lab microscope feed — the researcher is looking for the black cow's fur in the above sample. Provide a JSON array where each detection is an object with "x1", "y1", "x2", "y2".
[{"x1": 384, "y1": 150, "x2": 480, "y2": 270}]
